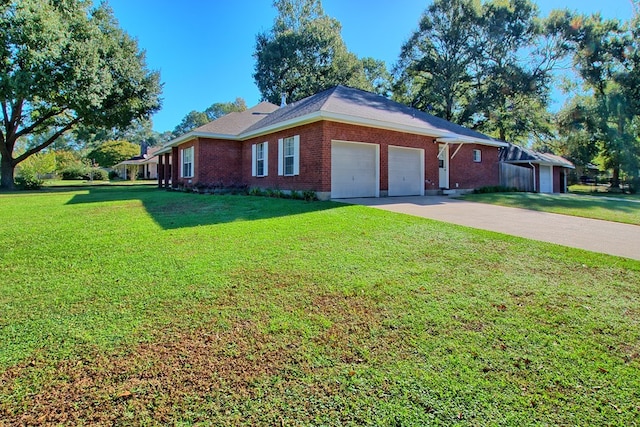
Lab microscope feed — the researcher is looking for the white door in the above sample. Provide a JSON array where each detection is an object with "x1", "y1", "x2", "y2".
[
  {"x1": 539, "y1": 165, "x2": 553, "y2": 193},
  {"x1": 331, "y1": 141, "x2": 379, "y2": 198},
  {"x1": 438, "y1": 144, "x2": 449, "y2": 189},
  {"x1": 388, "y1": 146, "x2": 424, "y2": 196}
]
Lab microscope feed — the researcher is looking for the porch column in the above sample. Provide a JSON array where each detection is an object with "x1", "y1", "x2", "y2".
[
  {"x1": 164, "y1": 153, "x2": 171, "y2": 189},
  {"x1": 171, "y1": 147, "x2": 179, "y2": 189},
  {"x1": 158, "y1": 155, "x2": 164, "y2": 188}
]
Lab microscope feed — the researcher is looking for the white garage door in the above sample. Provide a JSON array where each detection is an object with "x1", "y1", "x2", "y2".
[
  {"x1": 331, "y1": 141, "x2": 378, "y2": 198},
  {"x1": 388, "y1": 146, "x2": 424, "y2": 196},
  {"x1": 539, "y1": 165, "x2": 553, "y2": 193}
]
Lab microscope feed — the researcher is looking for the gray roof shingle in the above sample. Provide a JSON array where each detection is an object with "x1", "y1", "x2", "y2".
[
  {"x1": 191, "y1": 101, "x2": 279, "y2": 136},
  {"x1": 499, "y1": 143, "x2": 575, "y2": 168},
  {"x1": 244, "y1": 85, "x2": 501, "y2": 144}
]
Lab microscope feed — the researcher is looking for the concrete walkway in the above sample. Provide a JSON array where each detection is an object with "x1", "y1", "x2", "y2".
[{"x1": 337, "y1": 196, "x2": 640, "y2": 261}]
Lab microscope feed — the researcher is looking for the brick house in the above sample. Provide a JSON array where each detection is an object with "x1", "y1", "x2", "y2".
[{"x1": 157, "y1": 86, "x2": 508, "y2": 200}]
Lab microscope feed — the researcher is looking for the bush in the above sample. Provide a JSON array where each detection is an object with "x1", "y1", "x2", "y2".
[
  {"x1": 108, "y1": 170, "x2": 120, "y2": 180},
  {"x1": 61, "y1": 165, "x2": 89, "y2": 180},
  {"x1": 15, "y1": 175, "x2": 43, "y2": 190},
  {"x1": 473, "y1": 186, "x2": 519, "y2": 194},
  {"x1": 302, "y1": 190, "x2": 318, "y2": 201},
  {"x1": 61, "y1": 165, "x2": 107, "y2": 180}
]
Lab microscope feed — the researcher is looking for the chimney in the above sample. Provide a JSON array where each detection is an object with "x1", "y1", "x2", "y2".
[{"x1": 280, "y1": 93, "x2": 287, "y2": 107}]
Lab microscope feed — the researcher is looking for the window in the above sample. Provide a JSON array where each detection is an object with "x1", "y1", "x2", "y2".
[
  {"x1": 278, "y1": 135, "x2": 300, "y2": 176},
  {"x1": 252, "y1": 142, "x2": 268, "y2": 177},
  {"x1": 181, "y1": 146, "x2": 194, "y2": 178},
  {"x1": 473, "y1": 149, "x2": 482, "y2": 163}
]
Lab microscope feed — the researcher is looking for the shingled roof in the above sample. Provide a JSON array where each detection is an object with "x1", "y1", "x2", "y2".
[
  {"x1": 499, "y1": 143, "x2": 575, "y2": 168},
  {"x1": 160, "y1": 85, "x2": 507, "y2": 154},
  {"x1": 192, "y1": 101, "x2": 279, "y2": 136},
  {"x1": 243, "y1": 86, "x2": 505, "y2": 146}
]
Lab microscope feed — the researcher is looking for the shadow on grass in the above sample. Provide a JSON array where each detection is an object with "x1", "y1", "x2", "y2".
[{"x1": 65, "y1": 185, "x2": 340, "y2": 230}]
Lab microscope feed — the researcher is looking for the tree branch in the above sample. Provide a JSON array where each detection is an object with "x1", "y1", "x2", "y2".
[
  {"x1": 13, "y1": 117, "x2": 82, "y2": 165},
  {"x1": 14, "y1": 107, "x2": 67, "y2": 140}
]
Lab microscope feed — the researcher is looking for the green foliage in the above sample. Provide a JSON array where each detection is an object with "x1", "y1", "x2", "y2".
[
  {"x1": 14, "y1": 175, "x2": 43, "y2": 190},
  {"x1": 557, "y1": 12, "x2": 640, "y2": 189},
  {"x1": 60, "y1": 165, "x2": 107, "y2": 181},
  {"x1": 253, "y1": 0, "x2": 389, "y2": 104},
  {"x1": 173, "y1": 99, "x2": 248, "y2": 137},
  {"x1": 16, "y1": 151, "x2": 56, "y2": 180},
  {"x1": 0, "y1": 0, "x2": 162, "y2": 189},
  {"x1": 394, "y1": 0, "x2": 564, "y2": 143},
  {"x1": 86, "y1": 140, "x2": 139, "y2": 168},
  {"x1": 472, "y1": 185, "x2": 519, "y2": 194}
]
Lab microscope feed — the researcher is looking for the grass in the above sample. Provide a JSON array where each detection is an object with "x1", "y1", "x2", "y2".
[
  {"x1": 460, "y1": 191, "x2": 640, "y2": 225},
  {"x1": 1, "y1": 186, "x2": 639, "y2": 425}
]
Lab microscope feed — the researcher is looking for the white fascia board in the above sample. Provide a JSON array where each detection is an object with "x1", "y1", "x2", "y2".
[{"x1": 437, "y1": 136, "x2": 508, "y2": 148}]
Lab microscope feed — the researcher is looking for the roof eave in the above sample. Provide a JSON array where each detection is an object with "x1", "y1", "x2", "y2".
[
  {"x1": 156, "y1": 131, "x2": 241, "y2": 155},
  {"x1": 503, "y1": 160, "x2": 575, "y2": 169},
  {"x1": 437, "y1": 135, "x2": 508, "y2": 148},
  {"x1": 240, "y1": 111, "x2": 506, "y2": 145}
]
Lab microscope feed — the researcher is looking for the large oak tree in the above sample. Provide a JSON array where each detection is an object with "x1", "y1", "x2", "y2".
[
  {"x1": 253, "y1": 0, "x2": 388, "y2": 104},
  {"x1": 0, "y1": 0, "x2": 162, "y2": 189}
]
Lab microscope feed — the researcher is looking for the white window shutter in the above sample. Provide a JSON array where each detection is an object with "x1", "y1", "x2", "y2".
[
  {"x1": 293, "y1": 135, "x2": 300, "y2": 176},
  {"x1": 278, "y1": 138, "x2": 284, "y2": 176},
  {"x1": 263, "y1": 142, "x2": 268, "y2": 176},
  {"x1": 251, "y1": 144, "x2": 256, "y2": 177}
]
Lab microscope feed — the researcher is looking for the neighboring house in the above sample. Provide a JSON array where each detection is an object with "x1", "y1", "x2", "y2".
[
  {"x1": 499, "y1": 143, "x2": 575, "y2": 193},
  {"x1": 157, "y1": 85, "x2": 508, "y2": 199},
  {"x1": 115, "y1": 145, "x2": 163, "y2": 180}
]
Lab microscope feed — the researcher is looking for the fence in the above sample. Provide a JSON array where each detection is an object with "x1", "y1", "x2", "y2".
[{"x1": 500, "y1": 163, "x2": 534, "y2": 192}]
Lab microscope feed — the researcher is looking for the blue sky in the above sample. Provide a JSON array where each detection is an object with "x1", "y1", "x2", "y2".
[{"x1": 106, "y1": 0, "x2": 635, "y2": 133}]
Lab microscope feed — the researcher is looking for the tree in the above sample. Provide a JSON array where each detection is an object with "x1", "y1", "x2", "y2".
[
  {"x1": 172, "y1": 110, "x2": 209, "y2": 137},
  {"x1": 394, "y1": 0, "x2": 481, "y2": 122},
  {"x1": 86, "y1": 140, "x2": 140, "y2": 168},
  {"x1": 172, "y1": 98, "x2": 248, "y2": 137},
  {"x1": 205, "y1": 98, "x2": 247, "y2": 121},
  {"x1": 393, "y1": 0, "x2": 567, "y2": 143},
  {"x1": 0, "y1": 0, "x2": 162, "y2": 189},
  {"x1": 253, "y1": 0, "x2": 387, "y2": 104},
  {"x1": 560, "y1": 13, "x2": 640, "y2": 189}
]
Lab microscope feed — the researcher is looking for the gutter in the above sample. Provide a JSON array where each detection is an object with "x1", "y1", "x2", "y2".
[{"x1": 529, "y1": 162, "x2": 537, "y2": 192}]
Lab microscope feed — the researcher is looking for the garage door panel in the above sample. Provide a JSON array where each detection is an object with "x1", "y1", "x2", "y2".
[
  {"x1": 388, "y1": 146, "x2": 424, "y2": 196},
  {"x1": 539, "y1": 165, "x2": 553, "y2": 193},
  {"x1": 331, "y1": 141, "x2": 378, "y2": 198}
]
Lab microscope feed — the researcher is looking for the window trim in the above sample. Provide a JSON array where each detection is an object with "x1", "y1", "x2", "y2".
[
  {"x1": 277, "y1": 135, "x2": 300, "y2": 176},
  {"x1": 252, "y1": 141, "x2": 268, "y2": 177},
  {"x1": 473, "y1": 149, "x2": 482, "y2": 163},
  {"x1": 181, "y1": 146, "x2": 194, "y2": 178}
]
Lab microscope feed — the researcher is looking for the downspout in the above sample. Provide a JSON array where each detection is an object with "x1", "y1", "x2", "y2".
[{"x1": 528, "y1": 162, "x2": 536, "y2": 192}]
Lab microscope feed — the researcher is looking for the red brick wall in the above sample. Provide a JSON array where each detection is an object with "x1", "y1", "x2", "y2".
[
  {"x1": 196, "y1": 138, "x2": 242, "y2": 186},
  {"x1": 449, "y1": 145, "x2": 501, "y2": 190},
  {"x1": 242, "y1": 122, "x2": 326, "y2": 191},
  {"x1": 321, "y1": 121, "x2": 441, "y2": 192}
]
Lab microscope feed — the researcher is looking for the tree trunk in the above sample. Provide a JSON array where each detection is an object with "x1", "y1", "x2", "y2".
[
  {"x1": 0, "y1": 155, "x2": 16, "y2": 190},
  {"x1": 611, "y1": 166, "x2": 621, "y2": 189}
]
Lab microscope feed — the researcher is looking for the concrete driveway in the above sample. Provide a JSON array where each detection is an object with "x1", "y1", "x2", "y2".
[{"x1": 336, "y1": 196, "x2": 640, "y2": 261}]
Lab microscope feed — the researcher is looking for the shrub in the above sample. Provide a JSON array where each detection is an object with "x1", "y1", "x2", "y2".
[
  {"x1": 15, "y1": 175, "x2": 43, "y2": 190},
  {"x1": 108, "y1": 170, "x2": 120, "y2": 180},
  {"x1": 91, "y1": 168, "x2": 108, "y2": 180},
  {"x1": 473, "y1": 186, "x2": 519, "y2": 194},
  {"x1": 302, "y1": 190, "x2": 318, "y2": 201},
  {"x1": 61, "y1": 165, "x2": 89, "y2": 180}
]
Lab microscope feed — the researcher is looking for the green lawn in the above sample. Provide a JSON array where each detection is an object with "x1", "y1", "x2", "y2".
[
  {"x1": 461, "y1": 192, "x2": 640, "y2": 225},
  {"x1": 1, "y1": 186, "x2": 639, "y2": 425}
]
